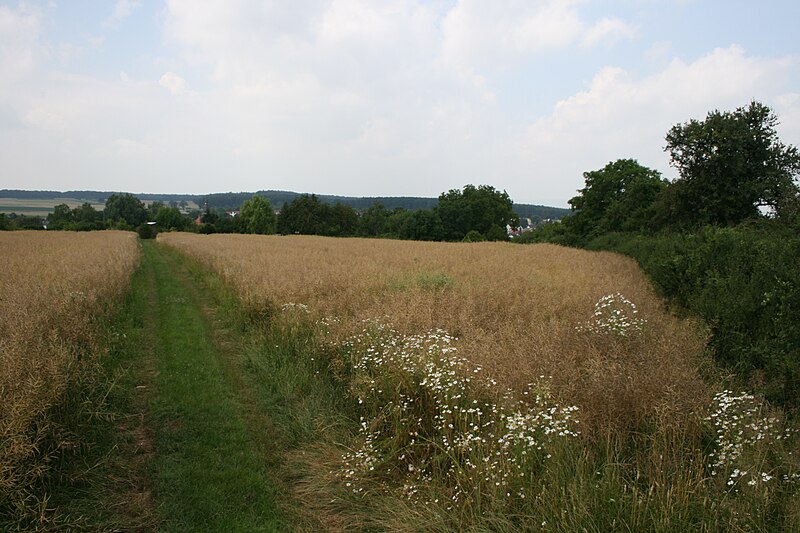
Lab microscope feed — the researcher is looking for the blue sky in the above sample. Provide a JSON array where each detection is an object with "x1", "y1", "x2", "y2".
[{"x1": 1, "y1": 1, "x2": 798, "y2": 206}]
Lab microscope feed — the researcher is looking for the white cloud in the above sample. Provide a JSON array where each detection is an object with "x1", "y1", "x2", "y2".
[
  {"x1": 159, "y1": 72, "x2": 187, "y2": 95},
  {"x1": 523, "y1": 46, "x2": 800, "y2": 203},
  {"x1": 441, "y1": 0, "x2": 636, "y2": 71},
  {"x1": 582, "y1": 17, "x2": 637, "y2": 47},
  {"x1": 1, "y1": 1, "x2": 797, "y2": 205},
  {"x1": 104, "y1": 0, "x2": 141, "y2": 28},
  {"x1": 0, "y1": 4, "x2": 42, "y2": 86}
]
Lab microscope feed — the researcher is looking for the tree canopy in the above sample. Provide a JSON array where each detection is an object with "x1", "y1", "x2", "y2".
[
  {"x1": 239, "y1": 195, "x2": 276, "y2": 234},
  {"x1": 436, "y1": 185, "x2": 517, "y2": 241},
  {"x1": 104, "y1": 193, "x2": 147, "y2": 227},
  {"x1": 566, "y1": 159, "x2": 666, "y2": 239},
  {"x1": 664, "y1": 100, "x2": 800, "y2": 227}
]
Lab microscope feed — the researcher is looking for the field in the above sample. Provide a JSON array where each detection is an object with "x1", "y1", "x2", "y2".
[
  {"x1": 0, "y1": 197, "x2": 199, "y2": 216},
  {"x1": 0, "y1": 231, "x2": 139, "y2": 527},
  {"x1": 0, "y1": 197, "x2": 106, "y2": 216},
  {"x1": 159, "y1": 233, "x2": 800, "y2": 531},
  {"x1": 3, "y1": 231, "x2": 797, "y2": 530}
]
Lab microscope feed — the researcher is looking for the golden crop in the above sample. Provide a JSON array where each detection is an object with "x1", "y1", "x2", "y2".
[
  {"x1": 159, "y1": 233, "x2": 709, "y2": 429},
  {"x1": 0, "y1": 231, "x2": 138, "y2": 510}
]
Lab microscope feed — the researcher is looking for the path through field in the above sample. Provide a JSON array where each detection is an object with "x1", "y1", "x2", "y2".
[{"x1": 133, "y1": 241, "x2": 289, "y2": 532}]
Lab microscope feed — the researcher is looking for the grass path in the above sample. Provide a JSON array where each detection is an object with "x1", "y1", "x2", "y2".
[{"x1": 140, "y1": 240, "x2": 289, "y2": 532}]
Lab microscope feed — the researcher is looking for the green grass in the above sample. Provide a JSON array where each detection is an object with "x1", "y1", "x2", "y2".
[{"x1": 142, "y1": 242, "x2": 288, "y2": 532}]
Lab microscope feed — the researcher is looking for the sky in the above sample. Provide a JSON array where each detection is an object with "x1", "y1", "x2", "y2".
[{"x1": 1, "y1": 1, "x2": 799, "y2": 206}]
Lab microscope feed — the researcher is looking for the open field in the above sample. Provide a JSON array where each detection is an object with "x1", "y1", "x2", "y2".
[
  {"x1": 0, "y1": 231, "x2": 138, "y2": 528},
  {"x1": 0, "y1": 197, "x2": 199, "y2": 216},
  {"x1": 160, "y1": 233, "x2": 800, "y2": 531},
  {"x1": 0, "y1": 197, "x2": 106, "y2": 216},
  {"x1": 159, "y1": 233, "x2": 708, "y2": 427},
  {"x1": 4, "y1": 231, "x2": 796, "y2": 530}
]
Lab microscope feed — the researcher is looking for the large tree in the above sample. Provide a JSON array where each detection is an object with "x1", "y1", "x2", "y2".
[
  {"x1": 104, "y1": 193, "x2": 147, "y2": 227},
  {"x1": 239, "y1": 195, "x2": 277, "y2": 234},
  {"x1": 566, "y1": 159, "x2": 667, "y2": 239},
  {"x1": 664, "y1": 101, "x2": 800, "y2": 227},
  {"x1": 436, "y1": 184, "x2": 517, "y2": 241},
  {"x1": 277, "y1": 194, "x2": 326, "y2": 235}
]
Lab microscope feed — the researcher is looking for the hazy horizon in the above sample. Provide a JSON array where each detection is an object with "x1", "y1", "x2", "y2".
[{"x1": 2, "y1": 1, "x2": 799, "y2": 206}]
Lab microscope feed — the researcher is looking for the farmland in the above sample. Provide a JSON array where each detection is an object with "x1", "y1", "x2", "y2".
[
  {"x1": 2, "y1": 231, "x2": 798, "y2": 531},
  {"x1": 0, "y1": 231, "x2": 138, "y2": 528},
  {"x1": 159, "y1": 233, "x2": 800, "y2": 531},
  {"x1": 0, "y1": 197, "x2": 106, "y2": 216}
]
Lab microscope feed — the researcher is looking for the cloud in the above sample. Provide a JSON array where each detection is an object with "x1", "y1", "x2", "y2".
[
  {"x1": 0, "y1": 4, "x2": 42, "y2": 85},
  {"x1": 104, "y1": 0, "x2": 141, "y2": 28},
  {"x1": 441, "y1": 0, "x2": 636, "y2": 71},
  {"x1": 1, "y1": 2, "x2": 797, "y2": 205},
  {"x1": 523, "y1": 46, "x2": 800, "y2": 203},
  {"x1": 582, "y1": 17, "x2": 637, "y2": 47},
  {"x1": 159, "y1": 72, "x2": 187, "y2": 95}
]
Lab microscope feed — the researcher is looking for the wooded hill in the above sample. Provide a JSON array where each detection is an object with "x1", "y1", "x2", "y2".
[{"x1": 0, "y1": 189, "x2": 569, "y2": 220}]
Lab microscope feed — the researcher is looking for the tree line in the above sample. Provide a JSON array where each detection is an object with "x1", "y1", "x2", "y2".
[
  {"x1": 202, "y1": 184, "x2": 518, "y2": 242},
  {"x1": 1, "y1": 184, "x2": 520, "y2": 243}
]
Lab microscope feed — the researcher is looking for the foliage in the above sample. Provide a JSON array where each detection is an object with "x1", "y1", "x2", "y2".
[
  {"x1": 137, "y1": 223, "x2": 157, "y2": 239},
  {"x1": 462, "y1": 229, "x2": 485, "y2": 242},
  {"x1": 586, "y1": 223, "x2": 800, "y2": 408},
  {"x1": 277, "y1": 194, "x2": 329, "y2": 235},
  {"x1": 1, "y1": 213, "x2": 45, "y2": 230},
  {"x1": 394, "y1": 208, "x2": 444, "y2": 241},
  {"x1": 437, "y1": 184, "x2": 518, "y2": 241},
  {"x1": 154, "y1": 206, "x2": 190, "y2": 231},
  {"x1": 663, "y1": 100, "x2": 800, "y2": 227},
  {"x1": 277, "y1": 194, "x2": 358, "y2": 236},
  {"x1": 104, "y1": 193, "x2": 147, "y2": 227},
  {"x1": 239, "y1": 195, "x2": 277, "y2": 235},
  {"x1": 358, "y1": 202, "x2": 390, "y2": 236},
  {"x1": 565, "y1": 159, "x2": 667, "y2": 240},
  {"x1": 47, "y1": 202, "x2": 104, "y2": 231}
]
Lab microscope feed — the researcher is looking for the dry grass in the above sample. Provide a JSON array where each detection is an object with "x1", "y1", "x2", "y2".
[
  {"x1": 160, "y1": 233, "x2": 799, "y2": 531},
  {"x1": 159, "y1": 233, "x2": 709, "y2": 431},
  {"x1": 0, "y1": 230, "x2": 138, "y2": 522}
]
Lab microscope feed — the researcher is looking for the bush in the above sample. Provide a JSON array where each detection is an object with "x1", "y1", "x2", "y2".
[
  {"x1": 587, "y1": 225, "x2": 800, "y2": 407},
  {"x1": 136, "y1": 223, "x2": 157, "y2": 239}
]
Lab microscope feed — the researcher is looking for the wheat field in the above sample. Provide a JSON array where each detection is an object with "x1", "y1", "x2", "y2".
[
  {"x1": 160, "y1": 233, "x2": 800, "y2": 530},
  {"x1": 159, "y1": 233, "x2": 709, "y2": 429},
  {"x1": 0, "y1": 231, "x2": 138, "y2": 517}
]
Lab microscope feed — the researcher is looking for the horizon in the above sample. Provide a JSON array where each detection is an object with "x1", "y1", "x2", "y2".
[
  {"x1": 1, "y1": 2, "x2": 799, "y2": 206},
  {"x1": 0, "y1": 186, "x2": 570, "y2": 209}
]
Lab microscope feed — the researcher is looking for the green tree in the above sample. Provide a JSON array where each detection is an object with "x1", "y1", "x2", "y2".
[
  {"x1": 73, "y1": 203, "x2": 100, "y2": 223},
  {"x1": 565, "y1": 159, "x2": 667, "y2": 240},
  {"x1": 239, "y1": 195, "x2": 276, "y2": 234},
  {"x1": 147, "y1": 201, "x2": 165, "y2": 220},
  {"x1": 326, "y1": 202, "x2": 359, "y2": 236},
  {"x1": 359, "y1": 203, "x2": 390, "y2": 237},
  {"x1": 664, "y1": 101, "x2": 800, "y2": 227},
  {"x1": 155, "y1": 206, "x2": 190, "y2": 231},
  {"x1": 104, "y1": 193, "x2": 147, "y2": 227},
  {"x1": 48, "y1": 203, "x2": 74, "y2": 230},
  {"x1": 436, "y1": 185, "x2": 518, "y2": 241},
  {"x1": 398, "y1": 209, "x2": 444, "y2": 241},
  {"x1": 277, "y1": 194, "x2": 327, "y2": 235}
]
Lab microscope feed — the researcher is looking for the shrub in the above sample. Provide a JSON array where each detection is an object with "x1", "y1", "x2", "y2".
[
  {"x1": 587, "y1": 224, "x2": 800, "y2": 407},
  {"x1": 136, "y1": 223, "x2": 157, "y2": 239}
]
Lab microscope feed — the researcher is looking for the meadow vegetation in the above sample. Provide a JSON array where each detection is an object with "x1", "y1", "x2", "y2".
[
  {"x1": 0, "y1": 231, "x2": 138, "y2": 529},
  {"x1": 160, "y1": 232, "x2": 800, "y2": 531}
]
